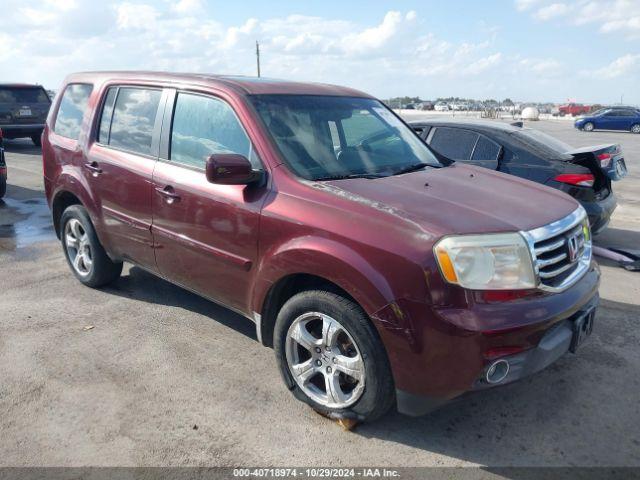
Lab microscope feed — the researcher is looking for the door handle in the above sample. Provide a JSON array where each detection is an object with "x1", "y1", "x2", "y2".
[
  {"x1": 84, "y1": 162, "x2": 102, "y2": 176},
  {"x1": 155, "y1": 185, "x2": 181, "y2": 204}
]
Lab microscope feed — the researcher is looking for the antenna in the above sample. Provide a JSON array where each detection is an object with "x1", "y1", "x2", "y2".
[{"x1": 256, "y1": 41, "x2": 261, "y2": 78}]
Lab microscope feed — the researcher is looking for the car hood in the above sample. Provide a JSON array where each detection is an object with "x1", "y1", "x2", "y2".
[{"x1": 324, "y1": 163, "x2": 579, "y2": 236}]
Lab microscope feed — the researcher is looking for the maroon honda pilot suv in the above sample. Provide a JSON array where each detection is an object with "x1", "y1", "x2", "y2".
[{"x1": 43, "y1": 72, "x2": 599, "y2": 422}]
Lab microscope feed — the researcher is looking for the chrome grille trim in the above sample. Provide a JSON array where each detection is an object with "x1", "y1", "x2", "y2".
[{"x1": 520, "y1": 207, "x2": 592, "y2": 293}]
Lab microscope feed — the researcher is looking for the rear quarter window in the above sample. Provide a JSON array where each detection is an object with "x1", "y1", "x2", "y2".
[
  {"x1": 54, "y1": 84, "x2": 94, "y2": 140},
  {"x1": 429, "y1": 127, "x2": 478, "y2": 160}
]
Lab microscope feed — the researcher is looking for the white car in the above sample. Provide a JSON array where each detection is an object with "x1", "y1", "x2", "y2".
[{"x1": 434, "y1": 102, "x2": 449, "y2": 111}]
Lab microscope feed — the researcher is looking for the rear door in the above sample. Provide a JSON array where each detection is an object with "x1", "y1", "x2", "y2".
[
  {"x1": 0, "y1": 86, "x2": 51, "y2": 130},
  {"x1": 614, "y1": 109, "x2": 637, "y2": 130},
  {"x1": 427, "y1": 126, "x2": 500, "y2": 169},
  {"x1": 85, "y1": 85, "x2": 165, "y2": 269},
  {"x1": 596, "y1": 110, "x2": 623, "y2": 130},
  {"x1": 151, "y1": 90, "x2": 267, "y2": 312}
]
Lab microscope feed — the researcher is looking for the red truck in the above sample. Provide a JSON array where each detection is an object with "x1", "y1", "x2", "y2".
[
  {"x1": 43, "y1": 72, "x2": 599, "y2": 422},
  {"x1": 557, "y1": 103, "x2": 592, "y2": 117}
]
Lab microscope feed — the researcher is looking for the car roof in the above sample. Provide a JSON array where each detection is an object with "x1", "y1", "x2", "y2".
[
  {"x1": 409, "y1": 117, "x2": 522, "y2": 133},
  {"x1": 63, "y1": 71, "x2": 372, "y2": 98},
  {"x1": 0, "y1": 83, "x2": 46, "y2": 88}
]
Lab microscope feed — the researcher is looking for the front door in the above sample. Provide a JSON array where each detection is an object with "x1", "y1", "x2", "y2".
[
  {"x1": 85, "y1": 86, "x2": 164, "y2": 269},
  {"x1": 151, "y1": 91, "x2": 267, "y2": 312}
]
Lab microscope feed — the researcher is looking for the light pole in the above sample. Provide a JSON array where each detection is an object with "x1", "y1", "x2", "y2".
[{"x1": 256, "y1": 41, "x2": 261, "y2": 78}]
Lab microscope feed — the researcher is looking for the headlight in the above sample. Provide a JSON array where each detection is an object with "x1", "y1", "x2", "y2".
[{"x1": 434, "y1": 233, "x2": 536, "y2": 290}]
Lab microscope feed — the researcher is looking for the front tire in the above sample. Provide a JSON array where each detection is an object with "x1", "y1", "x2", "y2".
[
  {"x1": 31, "y1": 134, "x2": 42, "y2": 147},
  {"x1": 0, "y1": 179, "x2": 5, "y2": 199},
  {"x1": 60, "y1": 205, "x2": 122, "y2": 287},
  {"x1": 631, "y1": 124, "x2": 640, "y2": 134},
  {"x1": 583, "y1": 122, "x2": 595, "y2": 132},
  {"x1": 274, "y1": 290, "x2": 395, "y2": 423}
]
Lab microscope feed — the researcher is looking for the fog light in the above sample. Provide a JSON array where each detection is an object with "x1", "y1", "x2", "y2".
[{"x1": 485, "y1": 359, "x2": 510, "y2": 384}]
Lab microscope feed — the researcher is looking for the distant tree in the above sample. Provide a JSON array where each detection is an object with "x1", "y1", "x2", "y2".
[{"x1": 502, "y1": 98, "x2": 514, "y2": 106}]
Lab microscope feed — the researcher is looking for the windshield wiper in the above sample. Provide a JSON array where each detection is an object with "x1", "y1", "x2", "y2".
[
  {"x1": 314, "y1": 173, "x2": 386, "y2": 181},
  {"x1": 392, "y1": 162, "x2": 432, "y2": 176}
]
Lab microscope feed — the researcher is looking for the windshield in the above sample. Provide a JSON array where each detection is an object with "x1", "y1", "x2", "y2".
[
  {"x1": 513, "y1": 128, "x2": 573, "y2": 157},
  {"x1": 250, "y1": 95, "x2": 441, "y2": 180},
  {"x1": 0, "y1": 87, "x2": 50, "y2": 104}
]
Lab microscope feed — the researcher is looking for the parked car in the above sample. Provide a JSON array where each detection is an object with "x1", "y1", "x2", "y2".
[
  {"x1": 434, "y1": 102, "x2": 449, "y2": 111},
  {"x1": 557, "y1": 103, "x2": 591, "y2": 117},
  {"x1": 0, "y1": 84, "x2": 51, "y2": 145},
  {"x1": 417, "y1": 101, "x2": 434, "y2": 111},
  {"x1": 410, "y1": 119, "x2": 626, "y2": 233},
  {"x1": 0, "y1": 128, "x2": 6, "y2": 198},
  {"x1": 44, "y1": 72, "x2": 599, "y2": 421},
  {"x1": 574, "y1": 108, "x2": 640, "y2": 134}
]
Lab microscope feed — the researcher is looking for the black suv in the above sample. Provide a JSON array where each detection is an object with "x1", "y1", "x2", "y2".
[{"x1": 0, "y1": 84, "x2": 51, "y2": 146}]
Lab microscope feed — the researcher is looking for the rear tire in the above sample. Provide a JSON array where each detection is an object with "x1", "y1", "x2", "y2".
[
  {"x1": 631, "y1": 124, "x2": 640, "y2": 134},
  {"x1": 60, "y1": 205, "x2": 122, "y2": 288},
  {"x1": 31, "y1": 134, "x2": 42, "y2": 147},
  {"x1": 583, "y1": 122, "x2": 594, "y2": 132},
  {"x1": 274, "y1": 290, "x2": 395, "y2": 423}
]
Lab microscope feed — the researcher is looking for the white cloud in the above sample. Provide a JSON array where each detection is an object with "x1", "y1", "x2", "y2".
[
  {"x1": 519, "y1": 57, "x2": 562, "y2": 74},
  {"x1": 515, "y1": 0, "x2": 542, "y2": 10},
  {"x1": 533, "y1": 3, "x2": 571, "y2": 20},
  {"x1": 517, "y1": 0, "x2": 640, "y2": 38},
  {"x1": 592, "y1": 53, "x2": 640, "y2": 78},
  {"x1": 116, "y1": 2, "x2": 159, "y2": 30},
  {"x1": 171, "y1": 0, "x2": 202, "y2": 14}
]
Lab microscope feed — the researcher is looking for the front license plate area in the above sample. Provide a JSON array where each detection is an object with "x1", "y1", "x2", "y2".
[
  {"x1": 18, "y1": 108, "x2": 32, "y2": 117},
  {"x1": 570, "y1": 309, "x2": 595, "y2": 353}
]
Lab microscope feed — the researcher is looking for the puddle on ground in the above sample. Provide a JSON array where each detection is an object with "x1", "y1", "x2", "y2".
[{"x1": 0, "y1": 196, "x2": 55, "y2": 251}]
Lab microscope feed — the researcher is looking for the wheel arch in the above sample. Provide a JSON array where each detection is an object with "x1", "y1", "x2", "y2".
[
  {"x1": 52, "y1": 190, "x2": 83, "y2": 238},
  {"x1": 252, "y1": 238, "x2": 396, "y2": 348}
]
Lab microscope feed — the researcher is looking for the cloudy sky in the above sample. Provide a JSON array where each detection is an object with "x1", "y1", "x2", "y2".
[{"x1": 2, "y1": 0, "x2": 639, "y2": 103}]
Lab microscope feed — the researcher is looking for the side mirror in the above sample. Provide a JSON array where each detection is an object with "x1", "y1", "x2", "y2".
[{"x1": 205, "y1": 154, "x2": 262, "y2": 185}]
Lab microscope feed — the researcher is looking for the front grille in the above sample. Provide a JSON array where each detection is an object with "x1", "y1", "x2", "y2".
[
  {"x1": 524, "y1": 208, "x2": 591, "y2": 292},
  {"x1": 534, "y1": 224, "x2": 585, "y2": 289}
]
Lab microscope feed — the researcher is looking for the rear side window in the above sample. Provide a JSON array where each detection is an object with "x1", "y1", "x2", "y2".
[
  {"x1": 170, "y1": 92, "x2": 253, "y2": 168},
  {"x1": 54, "y1": 84, "x2": 93, "y2": 140},
  {"x1": 108, "y1": 88, "x2": 162, "y2": 155},
  {"x1": 472, "y1": 135, "x2": 501, "y2": 161},
  {"x1": 430, "y1": 127, "x2": 478, "y2": 160}
]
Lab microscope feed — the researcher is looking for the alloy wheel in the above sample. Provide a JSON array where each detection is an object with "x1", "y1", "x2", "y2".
[
  {"x1": 285, "y1": 312, "x2": 365, "y2": 409},
  {"x1": 632, "y1": 124, "x2": 640, "y2": 134},
  {"x1": 64, "y1": 218, "x2": 93, "y2": 276},
  {"x1": 584, "y1": 122, "x2": 594, "y2": 132}
]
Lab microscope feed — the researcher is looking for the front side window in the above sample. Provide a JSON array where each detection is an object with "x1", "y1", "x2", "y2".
[
  {"x1": 250, "y1": 95, "x2": 440, "y2": 180},
  {"x1": 54, "y1": 84, "x2": 93, "y2": 140},
  {"x1": 108, "y1": 88, "x2": 162, "y2": 155},
  {"x1": 430, "y1": 127, "x2": 478, "y2": 160},
  {"x1": 170, "y1": 93, "x2": 253, "y2": 169}
]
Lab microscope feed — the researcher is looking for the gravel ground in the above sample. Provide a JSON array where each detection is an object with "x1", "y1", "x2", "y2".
[{"x1": 0, "y1": 120, "x2": 639, "y2": 468}]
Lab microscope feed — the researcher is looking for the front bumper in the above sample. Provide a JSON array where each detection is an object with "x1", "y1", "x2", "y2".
[{"x1": 374, "y1": 263, "x2": 600, "y2": 417}]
